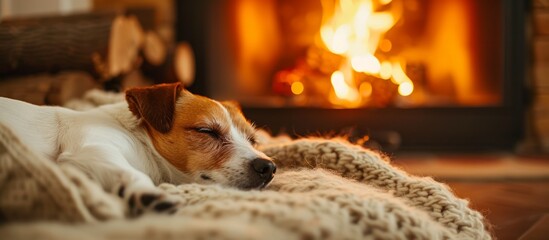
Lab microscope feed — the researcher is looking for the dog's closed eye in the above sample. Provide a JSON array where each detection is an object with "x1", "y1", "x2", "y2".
[
  {"x1": 193, "y1": 127, "x2": 222, "y2": 140},
  {"x1": 248, "y1": 136, "x2": 257, "y2": 146}
]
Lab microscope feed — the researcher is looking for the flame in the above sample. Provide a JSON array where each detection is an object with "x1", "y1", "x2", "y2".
[
  {"x1": 321, "y1": 25, "x2": 352, "y2": 54},
  {"x1": 398, "y1": 81, "x2": 413, "y2": 96},
  {"x1": 330, "y1": 70, "x2": 359, "y2": 102},
  {"x1": 320, "y1": 0, "x2": 396, "y2": 57},
  {"x1": 391, "y1": 61, "x2": 414, "y2": 96},
  {"x1": 351, "y1": 54, "x2": 380, "y2": 74},
  {"x1": 320, "y1": 0, "x2": 412, "y2": 105},
  {"x1": 379, "y1": 60, "x2": 392, "y2": 79},
  {"x1": 391, "y1": 61, "x2": 409, "y2": 84},
  {"x1": 353, "y1": 3, "x2": 371, "y2": 40},
  {"x1": 368, "y1": 12, "x2": 395, "y2": 31}
]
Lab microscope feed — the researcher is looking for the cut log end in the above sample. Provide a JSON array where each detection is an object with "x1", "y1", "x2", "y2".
[
  {"x1": 143, "y1": 31, "x2": 167, "y2": 66},
  {"x1": 107, "y1": 15, "x2": 144, "y2": 80},
  {"x1": 174, "y1": 42, "x2": 195, "y2": 87}
]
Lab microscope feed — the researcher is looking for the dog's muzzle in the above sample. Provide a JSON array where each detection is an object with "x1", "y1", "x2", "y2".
[{"x1": 250, "y1": 158, "x2": 276, "y2": 187}]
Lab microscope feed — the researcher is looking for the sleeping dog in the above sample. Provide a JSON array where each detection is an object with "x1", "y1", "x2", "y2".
[{"x1": 0, "y1": 83, "x2": 276, "y2": 215}]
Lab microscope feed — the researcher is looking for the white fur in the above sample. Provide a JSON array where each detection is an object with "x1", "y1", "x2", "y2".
[
  {"x1": 0, "y1": 94, "x2": 274, "y2": 196},
  {"x1": 189, "y1": 101, "x2": 264, "y2": 186},
  {"x1": 0, "y1": 97, "x2": 186, "y2": 193},
  {"x1": 185, "y1": 100, "x2": 271, "y2": 187}
]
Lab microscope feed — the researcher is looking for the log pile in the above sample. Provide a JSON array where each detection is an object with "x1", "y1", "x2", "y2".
[
  {"x1": 0, "y1": 9, "x2": 194, "y2": 105},
  {"x1": 0, "y1": 12, "x2": 121, "y2": 79}
]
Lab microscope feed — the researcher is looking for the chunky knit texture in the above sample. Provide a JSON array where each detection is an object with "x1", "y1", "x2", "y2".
[
  {"x1": 0, "y1": 90, "x2": 491, "y2": 239},
  {"x1": 0, "y1": 121, "x2": 491, "y2": 239}
]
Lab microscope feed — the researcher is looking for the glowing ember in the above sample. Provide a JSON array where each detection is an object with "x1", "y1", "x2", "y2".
[
  {"x1": 291, "y1": 81, "x2": 304, "y2": 95},
  {"x1": 359, "y1": 82, "x2": 373, "y2": 97},
  {"x1": 398, "y1": 81, "x2": 414, "y2": 96},
  {"x1": 379, "y1": 39, "x2": 392, "y2": 52}
]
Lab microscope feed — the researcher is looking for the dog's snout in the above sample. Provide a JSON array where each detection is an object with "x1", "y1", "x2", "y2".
[{"x1": 251, "y1": 158, "x2": 276, "y2": 178}]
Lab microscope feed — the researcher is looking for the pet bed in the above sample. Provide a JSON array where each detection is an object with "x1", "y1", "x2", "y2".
[{"x1": 0, "y1": 91, "x2": 491, "y2": 239}]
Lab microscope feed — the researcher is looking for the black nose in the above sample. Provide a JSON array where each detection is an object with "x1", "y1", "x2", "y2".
[{"x1": 252, "y1": 158, "x2": 276, "y2": 179}]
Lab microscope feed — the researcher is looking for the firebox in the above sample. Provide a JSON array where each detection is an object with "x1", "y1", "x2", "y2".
[{"x1": 176, "y1": 0, "x2": 527, "y2": 151}]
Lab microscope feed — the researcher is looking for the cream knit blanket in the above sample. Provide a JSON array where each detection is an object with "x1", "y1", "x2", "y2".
[{"x1": 0, "y1": 94, "x2": 491, "y2": 239}]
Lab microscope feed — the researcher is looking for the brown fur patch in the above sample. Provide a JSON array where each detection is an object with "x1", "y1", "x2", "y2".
[
  {"x1": 126, "y1": 84, "x2": 261, "y2": 175},
  {"x1": 126, "y1": 83, "x2": 182, "y2": 133},
  {"x1": 148, "y1": 91, "x2": 235, "y2": 173}
]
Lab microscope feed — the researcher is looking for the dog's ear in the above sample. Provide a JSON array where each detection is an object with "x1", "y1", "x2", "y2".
[{"x1": 126, "y1": 83, "x2": 183, "y2": 133}]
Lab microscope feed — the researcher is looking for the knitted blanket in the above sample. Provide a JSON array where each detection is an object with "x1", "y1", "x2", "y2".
[{"x1": 0, "y1": 96, "x2": 491, "y2": 239}]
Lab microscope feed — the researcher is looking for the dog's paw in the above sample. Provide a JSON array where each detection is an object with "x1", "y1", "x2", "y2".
[
  {"x1": 115, "y1": 184, "x2": 179, "y2": 217},
  {"x1": 126, "y1": 190, "x2": 179, "y2": 216}
]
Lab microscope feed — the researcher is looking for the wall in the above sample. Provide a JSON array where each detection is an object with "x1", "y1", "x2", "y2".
[
  {"x1": 0, "y1": 0, "x2": 90, "y2": 19},
  {"x1": 532, "y1": 0, "x2": 549, "y2": 152}
]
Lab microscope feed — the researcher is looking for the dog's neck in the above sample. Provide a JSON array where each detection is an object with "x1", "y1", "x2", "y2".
[{"x1": 102, "y1": 102, "x2": 190, "y2": 185}]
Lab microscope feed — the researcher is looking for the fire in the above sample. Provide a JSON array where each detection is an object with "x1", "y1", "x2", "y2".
[
  {"x1": 319, "y1": 0, "x2": 414, "y2": 106},
  {"x1": 359, "y1": 82, "x2": 373, "y2": 97},
  {"x1": 379, "y1": 60, "x2": 392, "y2": 79},
  {"x1": 391, "y1": 61, "x2": 414, "y2": 96},
  {"x1": 351, "y1": 54, "x2": 380, "y2": 74},
  {"x1": 291, "y1": 81, "x2": 304, "y2": 95},
  {"x1": 398, "y1": 81, "x2": 413, "y2": 96},
  {"x1": 330, "y1": 70, "x2": 359, "y2": 102},
  {"x1": 321, "y1": 25, "x2": 351, "y2": 54},
  {"x1": 391, "y1": 61, "x2": 409, "y2": 84},
  {"x1": 320, "y1": 0, "x2": 396, "y2": 58}
]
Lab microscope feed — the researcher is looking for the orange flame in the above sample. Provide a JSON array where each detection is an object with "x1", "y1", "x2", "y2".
[
  {"x1": 321, "y1": 0, "x2": 413, "y2": 106},
  {"x1": 391, "y1": 61, "x2": 414, "y2": 96},
  {"x1": 320, "y1": 0, "x2": 396, "y2": 59},
  {"x1": 330, "y1": 70, "x2": 359, "y2": 102}
]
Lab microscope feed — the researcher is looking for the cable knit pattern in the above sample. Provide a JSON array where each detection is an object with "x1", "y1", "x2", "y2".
[
  {"x1": 0, "y1": 122, "x2": 491, "y2": 239},
  {"x1": 261, "y1": 138, "x2": 490, "y2": 239}
]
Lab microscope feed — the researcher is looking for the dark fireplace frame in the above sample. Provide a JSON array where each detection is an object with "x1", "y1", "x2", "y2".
[{"x1": 176, "y1": 0, "x2": 529, "y2": 151}]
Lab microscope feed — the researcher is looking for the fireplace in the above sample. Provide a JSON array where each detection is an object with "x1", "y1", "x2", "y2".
[{"x1": 176, "y1": 0, "x2": 527, "y2": 151}]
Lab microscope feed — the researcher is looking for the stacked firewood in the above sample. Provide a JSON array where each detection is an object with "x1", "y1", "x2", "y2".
[{"x1": 0, "y1": 9, "x2": 194, "y2": 105}]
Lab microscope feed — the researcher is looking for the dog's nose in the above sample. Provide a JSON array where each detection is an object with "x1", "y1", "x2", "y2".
[{"x1": 251, "y1": 158, "x2": 276, "y2": 179}]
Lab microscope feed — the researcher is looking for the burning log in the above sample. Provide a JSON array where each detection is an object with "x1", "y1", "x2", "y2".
[{"x1": 0, "y1": 12, "x2": 144, "y2": 81}]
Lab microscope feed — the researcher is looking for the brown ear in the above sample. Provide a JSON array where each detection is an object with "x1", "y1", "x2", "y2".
[{"x1": 125, "y1": 83, "x2": 183, "y2": 133}]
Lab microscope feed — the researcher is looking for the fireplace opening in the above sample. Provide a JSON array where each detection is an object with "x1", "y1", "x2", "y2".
[
  {"x1": 222, "y1": 0, "x2": 503, "y2": 108},
  {"x1": 177, "y1": 0, "x2": 527, "y2": 151}
]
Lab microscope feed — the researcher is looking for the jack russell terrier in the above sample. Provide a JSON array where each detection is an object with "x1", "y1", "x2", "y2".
[{"x1": 0, "y1": 83, "x2": 276, "y2": 216}]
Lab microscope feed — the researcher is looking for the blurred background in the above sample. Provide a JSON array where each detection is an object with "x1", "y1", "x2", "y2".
[{"x1": 0, "y1": 0, "x2": 548, "y2": 238}]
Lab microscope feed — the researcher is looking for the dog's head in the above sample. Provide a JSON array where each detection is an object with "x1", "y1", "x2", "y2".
[{"x1": 125, "y1": 83, "x2": 276, "y2": 189}]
